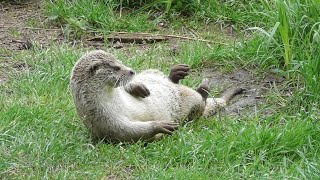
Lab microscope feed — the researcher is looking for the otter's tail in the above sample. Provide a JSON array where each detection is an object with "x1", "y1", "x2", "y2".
[
  {"x1": 203, "y1": 87, "x2": 244, "y2": 117},
  {"x1": 221, "y1": 87, "x2": 245, "y2": 102}
]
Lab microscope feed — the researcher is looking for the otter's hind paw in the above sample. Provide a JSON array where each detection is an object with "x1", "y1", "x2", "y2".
[{"x1": 152, "y1": 121, "x2": 179, "y2": 135}]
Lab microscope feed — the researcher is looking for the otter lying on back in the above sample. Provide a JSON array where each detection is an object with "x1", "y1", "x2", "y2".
[{"x1": 70, "y1": 50, "x2": 243, "y2": 143}]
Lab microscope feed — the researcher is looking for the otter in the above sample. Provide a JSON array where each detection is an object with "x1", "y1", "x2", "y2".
[{"x1": 70, "y1": 50, "x2": 243, "y2": 143}]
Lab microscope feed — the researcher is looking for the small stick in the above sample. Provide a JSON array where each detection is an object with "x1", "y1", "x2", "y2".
[
  {"x1": 89, "y1": 32, "x2": 228, "y2": 45},
  {"x1": 114, "y1": 31, "x2": 228, "y2": 44},
  {"x1": 0, "y1": 26, "x2": 228, "y2": 44}
]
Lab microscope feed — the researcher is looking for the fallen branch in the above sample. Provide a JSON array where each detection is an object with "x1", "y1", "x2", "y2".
[
  {"x1": 113, "y1": 32, "x2": 227, "y2": 44},
  {"x1": 86, "y1": 32, "x2": 228, "y2": 45},
  {"x1": 0, "y1": 25, "x2": 228, "y2": 45},
  {"x1": 87, "y1": 34, "x2": 168, "y2": 44}
]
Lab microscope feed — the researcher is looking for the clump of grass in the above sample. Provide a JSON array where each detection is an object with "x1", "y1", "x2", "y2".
[
  {"x1": 277, "y1": 1, "x2": 292, "y2": 69},
  {"x1": 242, "y1": 0, "x2": 320, "y2": 103},
  {"x1": 44, "y1": 0, "x2": 155, "y2": 34},
  {"x1": 43, "y1": 0, "x2": 274, "y2": 34}
]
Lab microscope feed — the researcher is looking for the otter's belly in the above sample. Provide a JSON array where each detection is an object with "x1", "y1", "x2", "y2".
[{"x1": 113, "y1": 83, "x2": 179, "y2": 122}]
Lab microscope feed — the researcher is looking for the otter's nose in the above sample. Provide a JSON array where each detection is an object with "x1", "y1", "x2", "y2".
[{"x1": 129, "y1": 70, "x2": 135, "y2": 75}]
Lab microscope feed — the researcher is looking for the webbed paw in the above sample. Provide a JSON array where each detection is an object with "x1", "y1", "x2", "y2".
[{"x1": 152, "y1": 121, "x2": 179, "y2": 135}]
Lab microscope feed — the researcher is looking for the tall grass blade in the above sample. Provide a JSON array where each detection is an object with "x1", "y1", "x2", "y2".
[{"x1": 277, "y1": 1, "x2": 292, "y2": 69}]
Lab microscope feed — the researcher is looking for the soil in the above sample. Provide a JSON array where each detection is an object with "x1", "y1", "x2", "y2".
[
  {"x1": 0, "y1": 0, "x2": 62, "y2": 51},
  {"x1": 0, "y1": 0, "x2": 283, "y2": 118},
  {"x1": 0, "y1": 0, "x2": 62, "y2": 84},
  {"x1": 201, "y1": 68, "x2": 283, "y2": 117}
]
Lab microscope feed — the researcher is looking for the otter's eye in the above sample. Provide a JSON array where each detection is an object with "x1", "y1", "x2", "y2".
[{"x1": 114, "y1": 66, "x2": 120, "y2": 71}]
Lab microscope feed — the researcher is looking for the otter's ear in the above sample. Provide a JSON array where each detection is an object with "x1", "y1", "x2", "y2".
[{"x1": 89, "y1": 64, "x2": 99, "y2": 76}]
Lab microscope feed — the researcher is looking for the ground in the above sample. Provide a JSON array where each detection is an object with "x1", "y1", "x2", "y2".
[{"x1": 0, "y1": 0, "x2": 62, "y2": 84}]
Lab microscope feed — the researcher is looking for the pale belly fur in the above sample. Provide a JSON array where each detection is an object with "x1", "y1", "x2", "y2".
[{"x1": 99, "y1": 70, "x2": 181, "y2": 123}]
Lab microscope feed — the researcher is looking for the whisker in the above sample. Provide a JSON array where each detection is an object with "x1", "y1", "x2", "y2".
[
  {"x1": 119, "y1": 76, "x2": 123, "y2": 86},
  {"x1": 121, "y1": 76, "x2": 127, "y2": 87},
  {"x1": 113, "y1": 76, "x2": 120, "y2": 88},
  {"x1": 121, "y1": 75, "x2": 126, "y2": 87},
  {"x1": 102, "y1": 76, "x2": 111, "y2": 87}
]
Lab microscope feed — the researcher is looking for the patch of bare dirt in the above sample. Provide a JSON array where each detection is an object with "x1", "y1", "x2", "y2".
[
  {"x1": 0, "y1": 1, "x2": 62, "y2": 51},
  {"x1": 201, "y1": 68, "x2": 284, "y2": 117},
  {"x1": 0, "y1": 0, "x2": 63, "y2": 84}
]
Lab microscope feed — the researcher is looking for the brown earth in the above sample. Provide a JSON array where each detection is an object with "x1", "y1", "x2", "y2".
[
  {"x1": 0, "y1": 0, "x2": 63, "y2": 84},
  {"x1": 0, "y1": 0, "x2": 62, "y2": 51},
  {"x1": 201, "y1": 68, "x2": 283, "y2": 117}
]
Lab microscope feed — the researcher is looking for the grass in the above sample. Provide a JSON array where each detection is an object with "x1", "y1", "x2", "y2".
[
  {"x1": 1, "y1": 0, "x2": 320, "y2": 178},
  {"x1": 1, "y1": 43, "x2": 319, "y2": 178},
  {"x1": 43, "y1": 0, "x2": 320, "y2": 102}
]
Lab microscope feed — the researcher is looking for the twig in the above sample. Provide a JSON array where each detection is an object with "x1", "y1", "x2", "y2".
[
  {"x1": 11, "y1": 39, "x2": 24, "y2": 43},
  {"x1": 138, "y1": 33, "x2": 224, "y2": 44},
  {"x1": 113, "y1": 32, "x2": 228, "y2": 45},
  {"x1": 86, "y1": 35, "x2": 167, "y2": 44},
  {"x1": 0, "y1": 7, "x2": 9, "y2": 11},
  {"x1": 0, "y1": 25, "x2": 228, "y2": 45},
  {"x1": 88, "y1": 31, "x2": 214, "y2": 43},
  {"x1": 167, "y1": 34, "x2": 222, "y2": 44}
]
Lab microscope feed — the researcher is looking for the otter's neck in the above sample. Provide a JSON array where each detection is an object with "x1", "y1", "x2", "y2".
[{"x1": 80, "y1": 84, "x2": 115, "y2": 109}]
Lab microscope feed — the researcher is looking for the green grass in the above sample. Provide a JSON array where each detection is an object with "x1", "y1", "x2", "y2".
[
  {"x1": 1, "y1": 0, "x2": 319, "y2": 178},
  {"x1": 248, "y1": 0, "x2": 320, "y2": 102},
  {"x1": 43, "y1": 0, "x2": 320, "y2": 102},
  {"x1": 1, "y1": 44, "x2": 319, "y2": 179},
  {"x1": 44, "y1": 0, "x2": 155, "y2": 33}
]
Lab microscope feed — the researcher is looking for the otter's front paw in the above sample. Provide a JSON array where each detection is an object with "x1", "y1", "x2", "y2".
[
  {"x1": 126, "y1": 83, "x2": 150, "y2": 98},
  {"x1": 169, "y1": 64, "x2": 190, "y2": 84},
  {"x1": 152, "y1": 121, "x2": 179, "y2": 135}
]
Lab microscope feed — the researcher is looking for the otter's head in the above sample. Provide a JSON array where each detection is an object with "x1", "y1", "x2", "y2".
[{"x1": 71, "y1": 50, "x2": 135, "y2": 91}]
